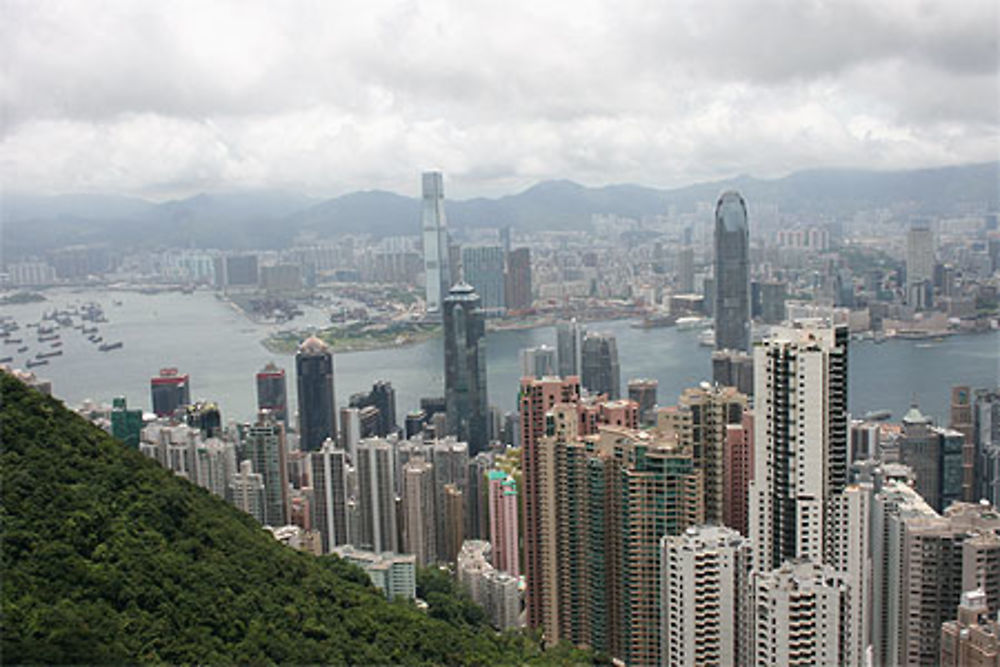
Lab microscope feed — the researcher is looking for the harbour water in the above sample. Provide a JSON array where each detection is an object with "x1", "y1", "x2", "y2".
[{"x1": 3, "y1": 288, "x2": 998, "y2": 426}]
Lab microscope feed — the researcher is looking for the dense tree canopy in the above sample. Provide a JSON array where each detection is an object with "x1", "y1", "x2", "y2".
[{"x1": 0, "y1": 373, "x2": 600, "y2": 664}]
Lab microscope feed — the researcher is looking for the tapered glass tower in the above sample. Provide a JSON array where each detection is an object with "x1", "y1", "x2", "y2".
[
  {"x1": 422, "y1": 172, "x2": 451, "y2": 316},
  {"x1": 713, "y1": 191, "x2": 750, "y2": 352}
]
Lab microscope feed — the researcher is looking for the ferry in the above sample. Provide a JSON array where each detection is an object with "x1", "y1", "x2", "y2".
[
  {"x1": 676, "y1": 316, "x2": 709, "y2": 331},
  {"x1": 99, "y1": 341, "x2": 124, "y2": 352}
]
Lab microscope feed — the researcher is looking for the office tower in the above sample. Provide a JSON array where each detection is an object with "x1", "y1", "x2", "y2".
[
  {"x1": 759, "y1": 280, "x2": 788, "y2": 324},
  {"x1": 713, "y1": 191, "x2": 750, "y2": 352},
  {"x1": 519, "y1": 344, "x2": 556, "y2": 379},
  {"x1": 110, "y1": 396, "x2": 143, "y2": 448},
  {"x1": 504, "y1": 247, "x2": 532, "y2": 311},
  {"x1": 499, "y1": 226, "x2": 511, "y2": 255},
  {"x1": 443, "y1": 283, "x2": 489, "y2": 453},
  {"x1": 556, "y1": 319, "x2": 583, "y2": 377},
  {"x1": 402, "y1": 458, "x2": 436, "y2": 566},
  {"x1": 978, "y1": 390, "x2": 1000, "y2": 506},
  {"x1": 850, "y1": 419, "x2": 882, "y2": 462},
  {"x1": 228, "y1": 460, "x2": 267, "y2": 524},
  {"x1": 256, "y1": 362, "x2": 288, "y2": 426},
  {"x1": 244, "y1": 411, "x2": 289, "y2": 527},
  {"x1": 404, "y1": 409, "x2": 426, "y2": 440},
  {"x1": 749, "y1": 322, "x2": 849, "y2": 571},
  {"x1": 185, "y1": 401, "x2": 222, "y2": 438},
  {"x1": 448, "y1": 241, "x2": 462, "y2": 287},
  {"x1": 331, "y1": 546, "x2": 417, "y2": 600},
  {"x1": 462, "y1": 246, "x2": 506, "y2": 313},
  {"x1": 296, "y1": 336, "x2": 336, "y2": 452},
  {"x1": 457, "y1": 541, "x2": 523, "y2": 630},
  {"x1": 311, "y1": 439, "x2": 349, "y2": 553},
  {"x1": 711, "y1": 349, "x2": 754, "y2": 396},
  {"x1": 657, "y1": 383, "x2": 748, "y2": 525},
  {"x1": 519, "y1": 376, "x2": 582, "y2": 630},
  {"x1": 150, "y1": 368, "x2": 190, "y2": 417},
  {"x1": 581, "y1": 332, "x2": 620, "y2": 399},
  {"x1": 877, "y1": 501, "x2": 1000, "y2": 667},
  {"x1": 627, "y1": 378, "x2": 657, "y2": 425},
  {"x1": 753, "y1": 561, "x2": 848, "y2": 667},
  {"x1": 951, "y1": 386, "x2": 976, "y2": 501},
  {"x1": 356, "y1": 438, "x2": 398, "y2": 553},
  {"x1": 339, "y1": 407, "x2": 361, "y2": 461},
  {"x1": 897, "y1": 403, "x2": 964, "y2": 512},
  {"x1": 487, "y1": 471, "x2": 519, "y2": 577},
  {"x1": 940, "y1": 589, "x2": 1000, "y2": 667},
  {"x1": 661, "y1": 526, "x2": 753, "y2": 667},
  {"x1": 532, "y1": 423, "x2": 703, "y2": 663},
  {"x1": 907, "y1": 220, "x2": 935, "y2": 309},
  {"x1": 676, "y1": 245, "x2": 695, "y2": 293},
  {"x1": 466, "y1": 451, "x2": 494, "y2": 540},
  {"x1": 421, "y1": 171, "x2": 451, "y2": 315},
  {"x1": 723, "y1": 411, "x2": 754, "y2": 536},
  {"x1": 442, "y1": 483, "x2": 465, "y2": 563},
  {"x1": 349, "y1": 381, "x2": 398, "y2": 437}
]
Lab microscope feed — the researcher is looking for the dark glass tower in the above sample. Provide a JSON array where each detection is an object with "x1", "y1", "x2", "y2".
[
  {"x1": 714, "y1": 191, "x2": 750, "y2": 352},
  {"x1": 443, "y1": 282, "x2": 488, "y2": 454},
  {"x1": 296, "y1": 337, "x2": 336, "y2": 452},
  {"x1": 581, "y1": 332, "x2": 621, "y2": 399},
  {"x1": 150, "y1": 368, "x2": 190, "y2": 417},
  {"x1": 256, "y1": 361, "x2": 288, "y2": 427}
]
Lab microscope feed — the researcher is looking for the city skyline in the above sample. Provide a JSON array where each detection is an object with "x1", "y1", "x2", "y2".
[{"x1": 3, "y1": 1, "x2": 997, "y2": 200}]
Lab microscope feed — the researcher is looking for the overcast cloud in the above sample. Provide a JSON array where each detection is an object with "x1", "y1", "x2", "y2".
[{"x1": 1, "y1": 0, "x2": 997, "y2": 199}]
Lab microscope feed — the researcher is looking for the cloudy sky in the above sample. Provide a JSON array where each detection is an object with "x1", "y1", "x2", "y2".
[{"x1": 2, "y1": 0, "x2": 997, "y2": 199}]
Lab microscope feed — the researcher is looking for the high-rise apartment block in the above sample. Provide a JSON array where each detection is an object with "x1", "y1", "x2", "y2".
[
  {"x1": 723, "y1": 411, "x2": 754, "y2": 536},
  {"x1": 256, "y1": 362, "x2": 288, "y2": 427},
  {"x1": 332, "y1": 546, "x2": 416, "y2": 600},
  {"x1": 296, "y1": 337, "x2": 336, "y2": 452},
  {"x1": 457, "y1": 541, "x2": 523, "y2": 630},
  {"x1": 749, "y1": 322, "x2": 849, "y2": 571},
  {"x1": 356, "y1": 438, "x2": 398, "y2": 553},
  {"x1": 150, "y1": 367, "x2": 190, "y2": 417},
  {"x1": 402, "y1": 458, "x2": 437, "y2": 566},
  {"x1": 487, "y1": 470, "x2": 519, "y2": 577},
  {"x1": 228, "y1": 459, "x2": 267, "y2": 524},
  {"x1": 243, "y1": 411, "x2": 289, "y2": 527},
  {"x1": 940, "y1": 589, "x2": 1000, "y2": 667},
  {"x1": 657, "y1": 383, "x2": 747, "y2": 525},
  {"x1": 310, "y1": 438, "x2": 349, "y2": 553},
  {"x1": 714, "y1": 191, "x2": 750, "y2": 352},
  {"x1": 443, "y1": 283, "x2": 489, "y2": 453},
  {"x1": 421, "y1": 172, "x2": 451, "y2": 315},
  {"x1": 661, "y1": 525, "x2": 753, "y2": 667},
  {"x1": 581, "y1": 332, "x2": 620, "y2": 399}
]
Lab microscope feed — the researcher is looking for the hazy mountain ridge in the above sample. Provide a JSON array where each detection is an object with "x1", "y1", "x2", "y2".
[{"x1": 2, "y1": 162, "x2": 996, "y2": 255}]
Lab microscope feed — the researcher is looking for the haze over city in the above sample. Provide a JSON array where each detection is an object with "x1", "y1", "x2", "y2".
[{"x1": 3, "y1": 0, "x2": 998, "y2": 199}]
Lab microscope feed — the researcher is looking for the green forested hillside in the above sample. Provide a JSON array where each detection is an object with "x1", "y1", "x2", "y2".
[{"x1": 0, "y1": 373, "x2": 596, "y2": 665}]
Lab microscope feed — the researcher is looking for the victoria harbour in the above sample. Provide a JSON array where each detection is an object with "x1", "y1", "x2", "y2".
[{"x1": 5, "y1": 288, "x2": 997, "y2": 426}]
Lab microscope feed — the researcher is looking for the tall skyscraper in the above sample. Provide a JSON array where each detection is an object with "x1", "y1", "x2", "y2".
[
  {"x1": 256, "y1": 361, "x2": 288, "y2": 426},
  {"x1": 504, "y1": 247, "x2": 532, "y2": 311},
  {"x1": 676, "y1": 245, "x2": 695, "y2": 294},
  {"x1": 556, "y1": 319, "x2": 583, "y2": 378},
  {"x1": 723, "y1": 411, "x2": 754, "y2": 536},
  {"x1": 243, "y1": 410, "x2": 289, "y2": 527},
  {"x1": 310, "y1": 438, "x2": 349, "y2": 553},
  {"x1": 443, "y1": 282, "x2": 489, "y2": 453},
  {"x1": 661, "y1": 526, "x2": 753, "y2": 667},
  {"x1": 749, "y1": 322, "x2": 849, "y2": 571},
  {"x1": 581, "y1": 332, "x2": 620, "y2": 399},
  {"x1": 356, "y1": 437, "x2": 398, "y2": 553},
  {"x1": 950, "y1": 385, "x2": 976, "y2": 501},
  {"x1": 713, "y1": 191, "x2": 750, "y2": 352},
  {"x1": 897, "y1": 404, "x2": 964, "y2": 513},
  {"x1": 150, "y1": 367, "x2": 190, "y2": 417},
  {"x1": 402, "y1": 458, "x2": 437, "y2": 566},
  {"x1": 462, "y1": 246, "x2": 506, "y2": 314},
  {"x1": 421, "y1": 171, "x2": 451, "y2": 316},
  {"x1": 906, "y1": 220, "x2": 935, "y2": 309},
  {"x1": 296, "y1": 336, "x2": 336, "y2": 452},
  {"x1": 487, "y1": 470, "x2": 519, "y2": 577},
  {"x1": 349, "y1": 380, "x2": 397, "y2": 437}
]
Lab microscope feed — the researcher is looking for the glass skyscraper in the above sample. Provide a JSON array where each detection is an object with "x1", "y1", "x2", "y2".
[
  {"x1": 422, "y1": 171, "x2": 451, "y2": 316},
  {"x1": 713, "y1": 191, "x2": 750, "y2": 352},
  {"x1": 295, "y1": 336, "x2": 336, "y2": 452},
  {"x1": 443, "y1": 282, "x2": 489, "y2": 453}
]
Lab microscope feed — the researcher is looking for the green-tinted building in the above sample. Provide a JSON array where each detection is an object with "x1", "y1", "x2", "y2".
[{"x1": 110, "y1": 396, "x2": 143, "y2": 449}]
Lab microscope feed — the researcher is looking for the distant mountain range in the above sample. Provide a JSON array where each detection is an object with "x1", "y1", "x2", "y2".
[{"x1": 3, "y1": 162, "x2": 997, "y2": 256}]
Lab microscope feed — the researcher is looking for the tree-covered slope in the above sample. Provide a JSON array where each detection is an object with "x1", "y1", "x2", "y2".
[{"x1": 0, "y1": 373, "x2": 594, "y2": 665}]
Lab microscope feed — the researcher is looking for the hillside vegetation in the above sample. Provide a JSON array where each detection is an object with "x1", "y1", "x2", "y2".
[{"x1": 0, "y1": 372, "x2": 596, "y2": 664}]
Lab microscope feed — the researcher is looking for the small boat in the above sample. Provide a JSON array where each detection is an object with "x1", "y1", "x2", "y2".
[
  {"x1": 36, "y1": 350, "x2": 63, "y2": 359},
  {"x1": 4, "y1": 338, "x2": 22, "y2": 345},
  {"x1": 38, "y1": 334, "x2": 59, "y2": 342},
  {"x1": 26, "y1": 359, "x2": 49, "y2": 368},
  {"x1": 89, "y1": 336, "x2": 103, "y2": 344},
  {"x1": 16, "y1": 346, "x2": 28, "y2": 353},
  {"x1": 698, "y1": 329, "x2": 716, "y2": 347},
  {"x1": 0, "y1": 356, "x2": 12, "y2": 363},
  {"x1": 50, "y1": 341, "x2": 62, "y2": 348},
  {"x1": 99, "y1": 341, "x2": 123, "y2": 352},
  {"x1": 81, "y1": 327, "x2": 97, "y2": 334}
]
